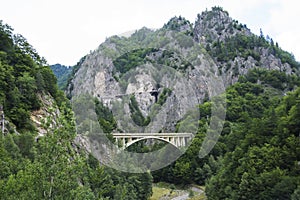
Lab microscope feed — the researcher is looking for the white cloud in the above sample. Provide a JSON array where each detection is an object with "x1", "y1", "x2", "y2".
[{"x1": 266, "y1": 1, "x2": 300, "y2": 59}]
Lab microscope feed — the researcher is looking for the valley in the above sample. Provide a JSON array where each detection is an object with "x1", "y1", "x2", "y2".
[{"x1": 0, "y1": 6, "x2": 300, "y2": 200}]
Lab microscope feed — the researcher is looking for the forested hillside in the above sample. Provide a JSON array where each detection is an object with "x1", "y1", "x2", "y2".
[
  {"x1": 150, "y1": 8, "x2": 300, "y2": 199},
  {"x1": 50, "y1": 64, "x2": 73, "y2": 90},
  {"x1": 153, "y1": 68, "x2": 300, "y2": 199},
  {"x1": 0, "y1": 20, "x2": 152, "y2": 200},
  {"x1": 1, "y1": 5, "x2": 300, "y2": 200}
]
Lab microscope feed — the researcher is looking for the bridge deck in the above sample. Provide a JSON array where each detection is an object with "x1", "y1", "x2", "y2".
[{"x1": 112, "y1": 133, "x2": 193, "y2": 138}]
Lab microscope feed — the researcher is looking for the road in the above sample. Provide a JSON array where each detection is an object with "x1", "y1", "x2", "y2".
[{"x1": 171, "y1": 193, "x2": 189, "y2": 200}]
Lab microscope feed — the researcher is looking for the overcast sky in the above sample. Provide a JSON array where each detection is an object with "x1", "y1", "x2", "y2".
[{"x1": 0, "y1": 0, "x2": 299, "y2": 66}]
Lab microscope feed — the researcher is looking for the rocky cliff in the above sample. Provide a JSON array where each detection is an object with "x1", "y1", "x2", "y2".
[
  {"x1": 194, "y1": 6, "x2": 296, "y2": 86},
  {"x1": 67, "y1": 6, "x2": 299, "y2": 135}
]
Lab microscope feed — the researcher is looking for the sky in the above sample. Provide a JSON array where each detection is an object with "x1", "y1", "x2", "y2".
[{"x1": 0, "y1": 0, "x2": 299, "y2": 66}]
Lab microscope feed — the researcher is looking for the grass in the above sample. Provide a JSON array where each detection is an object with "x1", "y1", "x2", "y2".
[
  {"x1": 150, "y1": 182, "x2": 207, "y2": 200},
  {"x1": 189, "y1": 193, "x2": 207, "y2": 200},
  {"x1": 150, "y1": 186, "x2": 171, "y2": 200}
]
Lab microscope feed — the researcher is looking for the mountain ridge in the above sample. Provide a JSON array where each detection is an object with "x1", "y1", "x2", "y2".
[
  {"x1": 1, "y1": 6, "x2": 300, "y2": 200},
  {"x1": 67, "y1": 6, "x2": 299, "y2": 136}
]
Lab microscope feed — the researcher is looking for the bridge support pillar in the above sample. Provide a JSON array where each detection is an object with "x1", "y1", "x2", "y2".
[
  {"x1": 174, "y1": 137, "x2": 179, "y2": 147},
  {"x1": 122, "y1": 138, "x2": 126, "y2": 147},
  {"x1": 171, "y1": 137, "x2": 175, "y2": 146},
  {"x1": 128, "y1": 137, "x2": 132, "y2": 143}
]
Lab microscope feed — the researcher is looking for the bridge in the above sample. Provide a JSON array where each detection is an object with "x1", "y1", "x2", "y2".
[{"x1": 112, "y1": 133, "x2": 193, "y2": 149}]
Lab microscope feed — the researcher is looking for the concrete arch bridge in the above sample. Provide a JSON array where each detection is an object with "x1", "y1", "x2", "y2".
[{"x1": 112, "y1": 132, "x2": 193, "y2": 149}]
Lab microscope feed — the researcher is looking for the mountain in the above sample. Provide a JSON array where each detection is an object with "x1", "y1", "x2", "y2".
[
  {"x1": 194, "y1": 6, "x2": 299, "y2": 84},
  {"x1": 1, "y1": 5, "x2": 299, "y2": 200},
  {"x1": 67, "y1": 6, "x2": 299, "y2": 135},
  {"x1": 67, "y1": 6, "x2": 300, "y2": 199},
  {"x1": 0, "y1": 20, "x2": 153, "y2": 199},
  {"x1": 50, "y1": 63, "x2": 73, "y2": 90}
]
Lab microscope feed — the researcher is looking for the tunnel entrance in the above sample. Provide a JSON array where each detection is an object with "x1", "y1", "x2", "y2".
[{"x1": 150, "y1": 88, "x2": 159, "y2": 102}]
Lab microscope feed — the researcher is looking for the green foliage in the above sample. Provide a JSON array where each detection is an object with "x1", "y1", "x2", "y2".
[
  {"x1": 225, "y1": 82, "x2": 265, "y2": 121},
  {"x1": 129, "y1": 95, "x2": 150, "y2": 126},
  {"x1": 153, "y1": 69, "x2": 300, "y2": 199},
  {"x1": 199, "y1": 6, "x2": 228, "y2": 22},
  {"x1": 0, "y1": 21, "x2": 61, "y2": 131},
  {"x1": 2, "y1": 10, "x2": 300, "y2": 199},
  {"x1": 211, "y1": 6, "x2": 228, "y2": 15},
  {"x1": 157, "y1": 88, "x2": 172, "y2": 106},
  {"x1": 113, "y1": 48, "x2": 158, "y2": 75},
  {"x1": 163, "y1": 16, "x2": 193, "y2": 36},
  {"x1": 292, "y1": 186, "x2": 300, "y2": 200},
  {"x1": 0, "y1": 101, "x2": 153, "y2": 199},
  {"x1": 50, "y1": 64, "x2": 73, "y2": 90},
  {"x1": 176, "y1": 33, "x2": 194, "y2": 48},
  {"x1": 206, "y1": 30, "x2": 300, "y2": 71},
  {"x1": 0, "y1": 21, "x2": 13, "y2": 53},
  {"x1": 157, "y1": 50, "x2": 193, "y2": 72},
  {"x1": 112, "y1": 44, "x2": 193, "y2": 79},
  {"x1": 243, "y1": 68, "x2": 300, "y2": 90},
  {"x1": 94, "y1": 98, "x2": 116, "y2": 143},
  {"x1": 0, "y1": 21, "x2": 154, "y2": 200},
  {"x1": 205, "y1": 87, "x2": 300, "y2": 199},
  {"x1": 127, "y1": 140, "x2": 167, "y2": 153},
  {"x1": 207, "y1": 34, "x2": 263, "y2": 63},
  {"x1": 66, "y1": 56, "x2": 86, "y2": 99}
]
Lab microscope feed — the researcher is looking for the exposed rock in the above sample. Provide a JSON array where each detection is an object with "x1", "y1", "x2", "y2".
[
  {"x1": 163, "y1": 16, "x2": 193, "y2": 34},
  {"x1": 67, "y1": 27, "x2": 217, "y2": 134},
  {"x1": 194, "y1": 6, "x2": 251, "y2": 44},
  {"x1": 31, "y1": 94, "x2": 61, "y2": 137},
  {"x1": 67, "y1": 6, "x2": 299, "y2": 139},
  {"x1": 1, "y1": 105, "x2": 21, "y2": 135},
  {"x1": 193, "y1": 6, "x2": 296, "y2": 87}
]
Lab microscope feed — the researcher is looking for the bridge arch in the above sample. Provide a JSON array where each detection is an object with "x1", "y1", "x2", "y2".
[
  {"x1": 113, "y1": 133, "x2": 193, "y2": 150},
  {"x1": 124, "y1": 136, "x2": 177, "y2": 149}
]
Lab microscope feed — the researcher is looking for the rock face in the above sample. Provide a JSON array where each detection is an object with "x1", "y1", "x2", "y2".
[
  {"x1": 31, "y1": 94, "x2": 61, "y2": 138},
  {"x1": 67, "y1": 6, "x2": 298, "y2": 134},
  {"x1": 68, "y1": 28, "x2": 219, "y2": 133},
  {"x1": 0, "y1": 105, "x2": 18, "y2": 135},
  {"x1": 194, "y1": 7, "x2": 251, "y2": 44},
  {"x1": 163, "y1": 16, "x2": 193, "y2": 35},
  {"x1": 193, "y1": 6, "x2": 296, "y2": 86}
]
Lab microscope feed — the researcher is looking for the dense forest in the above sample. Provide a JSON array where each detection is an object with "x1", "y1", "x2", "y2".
[
  {"x1": 1, "y1": 5, "x2": 300, "y2": 200},
  {"x1": 0, "y1": 20, "x2": 153, "y2": 200},
  {"x1": 152, "y1": 68, "x2": 300, "y2": 199}
]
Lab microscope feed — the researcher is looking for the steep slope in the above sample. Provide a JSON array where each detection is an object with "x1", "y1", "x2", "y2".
[
  {"x1": 66, "y1": 9, "x2": 300, "y2": 196},
  {"x1": 0, "y1": 20, "x2": 153, "y2": 200},
  {"x1": 194, "y1": 6, "x2": 299, "y2": 86},
  {"x1": 67, "y1": 27, "x2": 222, "y2": 135},
  {"x1": 0, "y1": 20, "x2": 64, "y2": 133},
  {"x1": 68, "y1": 6, "x2": 299, "y2": 137}
]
